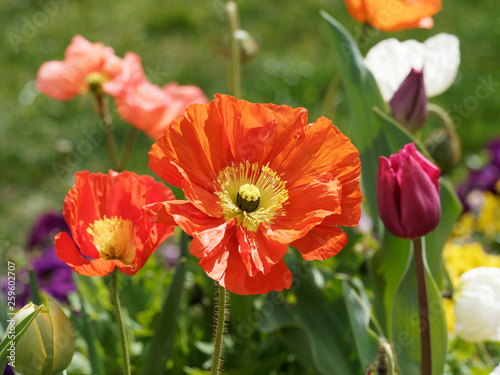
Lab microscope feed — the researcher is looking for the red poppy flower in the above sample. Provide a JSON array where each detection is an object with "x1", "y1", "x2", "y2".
[
  {"x1": 55, "y1": 170, "x2": 175, "y2": 276},
  {"x1": 36, "y1": 35, "x2": 136, "y2": 101},
  {"x1": 145, "y1": 94, "x2": 362, "y2": 294},
  {"x1": 114, "y1": 52, "x2": 208, "y2": 140},
  {"x1": 344, "y1": 0, "x2": 442, "y2": 32}
]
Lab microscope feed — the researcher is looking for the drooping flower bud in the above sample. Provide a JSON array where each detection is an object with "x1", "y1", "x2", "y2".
[
  {"x1": 454, "y1": 267, "x2": 500, "y2": 343},
  {"x1": 389, "y1": 69, "x2": 428, "y2": 131},
  {"x1": 234, "y1": 29, "x2": 259, "y2": 62},
  {"x1": 377, "y1": 143, "x2": 441, "y2": 239},
  {"x1": 8, "y1": 299, "x2": 75, "y2": 375}
]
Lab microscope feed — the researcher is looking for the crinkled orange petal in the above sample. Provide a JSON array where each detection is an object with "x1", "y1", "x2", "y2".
[
  {"x1": 271, "y1": 173, "x2": 342, "y2": 243},
  {"x1": 213, "y1": 94, "x2": 307, "y2": 166},
  {"x1": 221, "y1": 246, "x2": 293, "y2": 295},
  {"x1": 237, "y1": 225, "x2": 289, "y2": 277},
  {"x1": 268, "y1": 117, "x2": 343, "y2": 188},
  {"x1": 345, "y1": 0, "x2": 442, "y2": 32},
  {"x1": 292, "y1": 225, "x2": 347, "y2": 261},
  {"x1": 55, "y1": 232, "x2": 116, "y2": 276}
]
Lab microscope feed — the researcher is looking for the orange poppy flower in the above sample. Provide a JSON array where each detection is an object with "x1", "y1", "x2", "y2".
[
  {"x1": 55, "y1": 170, "x2": 175, "y2": 276},
  {"x1": 344, "y1": 0, "x2": 442, "y2": 32},
  {"x1": 145, "y1": 94, "x2": 362, "y2": 295}
]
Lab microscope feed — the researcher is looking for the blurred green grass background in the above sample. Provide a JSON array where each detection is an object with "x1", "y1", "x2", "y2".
[{"x1": 1, "y1": 0, "x2": 499, "y2": 247}]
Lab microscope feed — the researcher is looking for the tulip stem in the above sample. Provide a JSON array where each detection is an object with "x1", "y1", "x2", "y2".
[
  {"x1": 413, "y1": 237, "x2": 432, "y2": 375},
  {"x1": 225, "y1": 1, "x2": 241, "y2": 98},
  {"x1": 211, "y1": 283, "x2": 229, "y2": 375},
  {"x1": 110, "y1": 270, "x2": 131, "y2": 375},
  {"x1": 95, "y1": 92, "x2": 120, "y2": 171}
]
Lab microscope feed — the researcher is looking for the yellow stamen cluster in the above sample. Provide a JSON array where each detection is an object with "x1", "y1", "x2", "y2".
[
  {"x1": 214, "y1": 161, "x2": 289, "y2": 231},
  {"x1": 87, "y1": 216, "x2": 136, "y2": 265}
]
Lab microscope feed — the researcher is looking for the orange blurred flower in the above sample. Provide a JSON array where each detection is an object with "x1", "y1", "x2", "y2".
[
  {"x1": 344, "y1": 0, "x2": 442, "y2": 32},
  {"x1": 114, "y1": 53, "x2": 208, "y2": 140},
  {"x1": 145, "y1": 94, "x2": 362, "y2": 294},
  {"x1": 36, "y1": 35, "x2": 136, "y2": 101},
  {"x1": 55, "y1": 170, "x2": 175, "y2": 276}
]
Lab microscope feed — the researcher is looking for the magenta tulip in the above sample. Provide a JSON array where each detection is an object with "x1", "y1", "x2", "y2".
[{"x1": 377, "y1": 143, "x2": 441, "y2": 239}]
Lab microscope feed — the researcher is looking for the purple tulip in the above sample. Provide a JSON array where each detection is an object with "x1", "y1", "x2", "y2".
[
  {"x1": 377, "y1": 143, "x2": 441, "y2": 239},
  {"x1": 389, "y1": 69, "x2": 428, "y2": 131}
]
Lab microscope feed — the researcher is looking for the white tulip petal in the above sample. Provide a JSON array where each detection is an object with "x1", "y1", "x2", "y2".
[
  {"x1": 364, "y1": 33, "x2": 460, "y2": 101},
  {"x1": 422, "y1": 33, "x2": 461, "y2": 97},
  {"x1": 490, "y1": 365, "x2": 500, "y2": 375}
]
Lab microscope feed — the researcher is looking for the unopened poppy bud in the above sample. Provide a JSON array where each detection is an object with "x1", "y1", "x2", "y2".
[
  {"x1": 389, "y1": 69, "x2": 428, "y2": 131},
  {"x1": 377, "y1": 143, "x2": 441, "y2": 239},
  {"x1": 234, "y1": 29, "x2": 259, "y2": 62},
  {"x1": 424, "y1": 127, "x2": 461, "y2": 171},
  {"x1": 9, "y1": 299, "x2": 75, "y2": 375}
]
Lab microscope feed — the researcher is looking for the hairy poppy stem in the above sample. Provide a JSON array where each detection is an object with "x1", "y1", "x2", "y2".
[
  {"x1": 225, "y1": 1, "x2": 241, "y2": 98},
  {"x1": 119, "y1": 128, "x2": 139, "y2": 171},
  {"x1": 211, "y1": 283, "x2": 228, "y2": 375},
  {"x1": 413, "y1": 237, "x2": 432, "y2": 375},
  {"x1": 110, "y1": 270, "x2": 131, "y2": 375},
  {"x1": 95, "y1": 92, "x2": 121, "y2": 171}
]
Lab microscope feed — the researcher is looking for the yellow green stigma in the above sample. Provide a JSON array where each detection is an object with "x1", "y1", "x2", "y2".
[
  {"x1": 237, "y1": 184, "x2": 260, "y2": 212},
  {"x1": 214, "y1": 161, "x2": 289, "y2": 231},
  {"x1": 86, "y1": 72, "x2": 104, "y2": 95}
]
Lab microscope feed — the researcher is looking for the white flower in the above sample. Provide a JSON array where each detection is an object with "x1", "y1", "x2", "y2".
[
  {"x1": 490, "y1": 365, "x2": 500, "y2": 375},
  {"x1": 454, "y1": 267, "x2": 500, "y2": 343},
  {"x1": 364, "y1": 33, "x2": 460, "y2": 101}
]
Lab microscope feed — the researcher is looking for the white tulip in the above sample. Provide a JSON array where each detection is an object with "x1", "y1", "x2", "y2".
[
  {"x1": 454, "y1": 267, "x2": 500, "y2": 343},
  {"x1": 364, "y1": 33, "x2": 460, "y2": 101},
  {"x1": 490, "y1": 365, "x2": 500, "y2": 375}
]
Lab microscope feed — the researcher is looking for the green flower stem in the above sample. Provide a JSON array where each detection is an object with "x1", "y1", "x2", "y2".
[
  {"x1": 110, "y1": 270, "x2": 131, "y2": 375},
  {"x1": 225, "y1": 1, "x2": 241, "y2": 98},
  {"x1": 211, "y1": 283, "x2": 228, "y2": 375},
  {"x1": 95, "y1": 93, "x2": 120, "y2": 171},
  {"x1": 413, "y1": 237, "x2": 432, "y2": 375},
  {"x1": 119, "y1": 127, "x2": 139, "y2": 171},
  {"x1": 427, "y1": 103, "x2": 455, "y2": 134}
]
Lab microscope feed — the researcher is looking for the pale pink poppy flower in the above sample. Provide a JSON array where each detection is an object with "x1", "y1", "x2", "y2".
[
  {"x1": 36, "y1": 35, "x2": 133, "y2": 101},
  {"x1": 114, "y1": 56, "x2": 208, "y2": 139}
]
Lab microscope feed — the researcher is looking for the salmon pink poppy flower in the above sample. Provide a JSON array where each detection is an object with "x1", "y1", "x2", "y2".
[
  {"x1": 114, "y1": 54, "x2": 208, "y2": 140},
  {"x1": 55, "y1": 170, "x2": 175, "y2": 276},
  {"x1": 36, "y1": 35, "x2": 135, "y2": 101},
  {"x1": 344, "y1": 0, "x2": 442, "y2": 32},
  {"x1": 145, "y1": 94, "x2": 362, "y2": 295}
]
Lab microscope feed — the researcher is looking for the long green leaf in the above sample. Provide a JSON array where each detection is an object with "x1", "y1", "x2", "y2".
[
  {"x1": 391, "y1": 240, "x2": 447, "y2": 375},
  {"x1": 426, "y1": 178, "x2": 462, "y2": 289},
  {"x1": 342, "y1": 279, "x2": 380, "y2": 371},
  {"x1": 142, "y1": 231, "x2": 189, "y2": 375},
  {"x1": 73, "y1": 274, "x2": 105, "y2": 375},
  {"x1": 261, "y1": 261, "x2": 359, "y2": 374},
  {"x1": 320, "y1": 10, "x2": 391, "y2": 232},
  {"x1": 0, "y1": 305, "x2": 43, "y2": 359}
]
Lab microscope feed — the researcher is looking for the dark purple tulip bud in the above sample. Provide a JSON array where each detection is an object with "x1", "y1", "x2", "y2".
[
  {"x1": 377, "y1": 143, "x2": 441, "y2": 239},
  {"x1": 389, "y1": 69, "x2": 428, "y2": 131}
]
